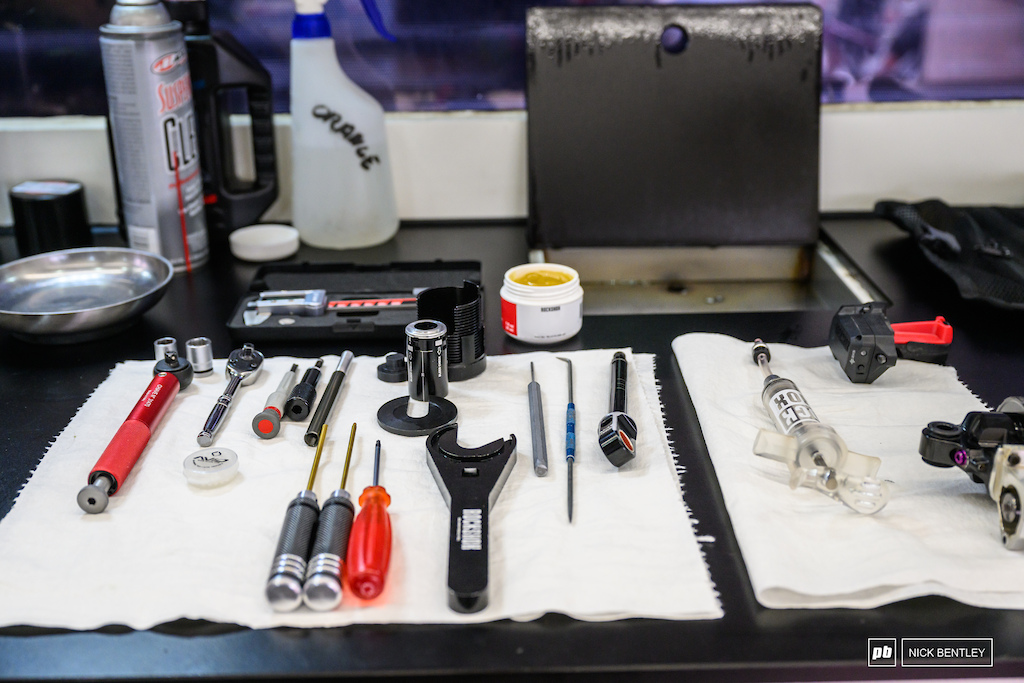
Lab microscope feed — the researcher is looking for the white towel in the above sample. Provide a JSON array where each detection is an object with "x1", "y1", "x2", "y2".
[
  {"x1": 673, "y1": 332, "x2": 1024, "y2": 609},
  {"x1": 0, "y1": 348, "x2": 721, "y2": 629}
]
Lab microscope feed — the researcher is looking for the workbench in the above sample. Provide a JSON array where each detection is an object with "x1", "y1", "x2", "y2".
[{"x1": 2, "y1": 217, "x2": 1023, "y2": 681}]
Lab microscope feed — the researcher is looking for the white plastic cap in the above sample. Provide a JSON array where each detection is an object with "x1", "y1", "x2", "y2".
[
  {"x1": 229, "y1": 224, "x2": 300, "y2": 262},
  {"x1": 183, "y1": 447, "x2": 239, "y2": 487},
  {"x1": 295, "y1": 0, "x2": 327, "y2": 15}
]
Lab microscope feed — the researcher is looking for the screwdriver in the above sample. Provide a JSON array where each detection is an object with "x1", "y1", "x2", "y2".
[
  {"x1": 346, "y1": 440, "x2": 392, "y2": 600},
  {"x1": 559, "y1": 357, "x2": 576, "y2": 523},
  {"x1": 265, "y1": 423, "x2": 328, "y2": 612},
  {"x1": 302, "y1": 423, "x2": 358, "y2": 611}
]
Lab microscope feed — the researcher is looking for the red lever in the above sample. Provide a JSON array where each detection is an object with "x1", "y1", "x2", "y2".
[{"x1": 892, "y1": 316, "x2": 953, "y2": 346}]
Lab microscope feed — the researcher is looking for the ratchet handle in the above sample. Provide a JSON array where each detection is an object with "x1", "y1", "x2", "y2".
[
  {"x1": 198, "y1": 376, "x2": 242, "y2": 446},
  {"x1": 91, "y1": 373, "x2": 181, "y2": 492}
]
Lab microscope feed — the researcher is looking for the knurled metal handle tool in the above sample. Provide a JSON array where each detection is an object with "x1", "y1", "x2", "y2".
[
  {"x1": 427, "y1": 423, "x2": 516, "y2": 613},
  {"x1": 303, "y1": 423, "x2": 358, "y2": 611},
  {"x1": 266, "y1": 423, "x2": 329, "y2": 612}
]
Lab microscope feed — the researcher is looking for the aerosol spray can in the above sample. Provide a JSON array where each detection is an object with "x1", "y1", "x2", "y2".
[{"x1": 100, "y1": 0, "x2": 209, "y2": 272}]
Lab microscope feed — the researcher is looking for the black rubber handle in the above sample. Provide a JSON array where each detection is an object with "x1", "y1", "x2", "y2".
[
  {"x1": 309, "y1": 493, "x2": 355, "y2": 559},
  {"x1": 273, "y1": 494, "x2": 319, "y2": 559},
  {"x1": 610, "y1": 351, "x2": 628, "y2": 413}
]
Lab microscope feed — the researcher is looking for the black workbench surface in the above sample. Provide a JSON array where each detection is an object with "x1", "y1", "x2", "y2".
[{"x1": 2, "y1": 218, "x2": 1023, "y2": 681}]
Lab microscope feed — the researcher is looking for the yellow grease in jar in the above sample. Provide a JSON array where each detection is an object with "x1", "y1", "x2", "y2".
[{"x1": 511, "y1": 269, "x2": 573, "y2": 287}]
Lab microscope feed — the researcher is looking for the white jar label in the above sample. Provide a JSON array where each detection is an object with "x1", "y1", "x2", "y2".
[{"x1": 501, "y1": 296, "x2": 582, "y2": 343}]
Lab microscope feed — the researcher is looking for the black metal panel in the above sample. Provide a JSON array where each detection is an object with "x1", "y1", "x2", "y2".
[{"x1": 527, "y1": 5, "x2": 821, "y2": 249}]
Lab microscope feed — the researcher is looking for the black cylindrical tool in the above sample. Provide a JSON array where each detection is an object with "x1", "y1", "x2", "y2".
[
  {"x1": 305, "y1": 352, "x2": 354, "y2": 447},
  {"x1": 11, "y1": 180, "x2": 92, "y2": 256},
  {"x1": 377, "y1": 320, "x2": 458, "y2": 436},
  {"x1": 597, "y1": 351, "x2": 637, "y2": 468},
  {"x1": 286, "y1": 359, "x2": 323, "y2": 421},
  {"x1": 416, "y1": 281, "x2": 486, "y2": 381}
]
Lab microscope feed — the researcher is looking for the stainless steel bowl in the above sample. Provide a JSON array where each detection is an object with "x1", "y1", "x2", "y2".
[{"x1": 0, "y1": 248, "x2": 173, "y2": 339}]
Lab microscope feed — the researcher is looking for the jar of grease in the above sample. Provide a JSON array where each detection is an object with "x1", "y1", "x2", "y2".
[{"x1": 500, "y1": 263, "x2": 583, "y2": 344}]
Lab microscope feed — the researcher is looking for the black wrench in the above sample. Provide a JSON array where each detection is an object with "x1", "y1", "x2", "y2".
[{"x1": 426, "y1": 424, "x2": 516, "y2": 613}]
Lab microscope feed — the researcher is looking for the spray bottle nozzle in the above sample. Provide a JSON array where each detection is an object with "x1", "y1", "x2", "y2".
[
  {"x1": 360, "y1": 0, "x2": 396, "y2": 42},
  {"x1": 294, "y1": 0, "x2": 396, "y2": 42}
]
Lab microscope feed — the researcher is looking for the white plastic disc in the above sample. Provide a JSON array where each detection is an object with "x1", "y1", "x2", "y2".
[
  {"x1": 184, "y1": 447, "x2": 239, "y2": 487},
  {"x1": 229, "y1": 224, "x2": 300, "y2": 262}
]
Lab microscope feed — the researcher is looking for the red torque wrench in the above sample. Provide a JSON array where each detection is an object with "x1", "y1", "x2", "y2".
[{"x1": 77, "y1": 349, "x2": 194, "y2": 513}]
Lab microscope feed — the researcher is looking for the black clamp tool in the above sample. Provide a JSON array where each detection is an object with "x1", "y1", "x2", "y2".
[
  {"x1": 920, "y1": 397, "x2": 1024, "y2": 550},
  {"x1": 598, "y1": 352, "x2": 637, "y2": 467},
  {"x1": 426, "y1": 424, "x2": 517, "y2": 613},
  {"x1": 828, "y1": 302, "x2": 952, "y2": 383}
]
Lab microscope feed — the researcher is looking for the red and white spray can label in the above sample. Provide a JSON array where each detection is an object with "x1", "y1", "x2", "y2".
[{"x1": 100, "y1": 24, "x2": 208, "y2": 271}]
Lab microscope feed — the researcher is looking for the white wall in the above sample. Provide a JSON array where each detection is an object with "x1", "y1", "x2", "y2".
[{"x1": 1, "y1": 102, "x2": 1023, "y2": 226}]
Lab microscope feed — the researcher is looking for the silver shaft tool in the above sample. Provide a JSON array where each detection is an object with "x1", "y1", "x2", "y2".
[
  {"x1": 528, "y1": 362, "x2": 548, "y2": 476},
  {"x1": 559, "y1": 358, "x2": 576, "y2": 522}
]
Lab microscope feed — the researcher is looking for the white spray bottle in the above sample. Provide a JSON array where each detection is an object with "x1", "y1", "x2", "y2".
[{"x1": 290, "y1": 0, "x2": 398, "y2": 249}]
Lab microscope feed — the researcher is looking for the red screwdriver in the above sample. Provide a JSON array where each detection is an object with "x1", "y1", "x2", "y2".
[{"x1": 346, "y1": 440, "x2": 392, "y2": 600}]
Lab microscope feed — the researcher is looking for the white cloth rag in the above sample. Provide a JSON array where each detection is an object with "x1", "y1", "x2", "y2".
[
  {"x1": 0, "y1": 348, "x2": 721, "y2": 629},
  {"x1": 673, "y1": 332, "x2": 1024, "y2": 609}
]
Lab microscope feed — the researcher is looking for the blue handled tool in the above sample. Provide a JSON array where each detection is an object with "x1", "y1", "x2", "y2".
[{"x1": 559, "y1": 357, "x2": 576, "y2": 522}]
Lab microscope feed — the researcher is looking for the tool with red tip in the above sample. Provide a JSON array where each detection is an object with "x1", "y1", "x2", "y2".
[
  {"x1": 252, "y1": 364, "x2": 299, "y2": 439},
  {"x1": 346, "y1": 439, "x2": 392, "y2": 600},
  {"x1": 78, "y1": 346, "x2": 194, "y2": 514}
]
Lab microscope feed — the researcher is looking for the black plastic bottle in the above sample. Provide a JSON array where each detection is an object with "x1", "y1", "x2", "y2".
[{"x1": 164, "y1": 0, "x2": 278, "y2": 240}]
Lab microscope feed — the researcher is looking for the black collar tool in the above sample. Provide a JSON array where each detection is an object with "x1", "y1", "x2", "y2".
[
  {"x1": 598, "y1": 351, "x2": 637, "y2": 467},
  {"x1": 426, "y1": 424, "x2": 516, "y2": 613}
]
